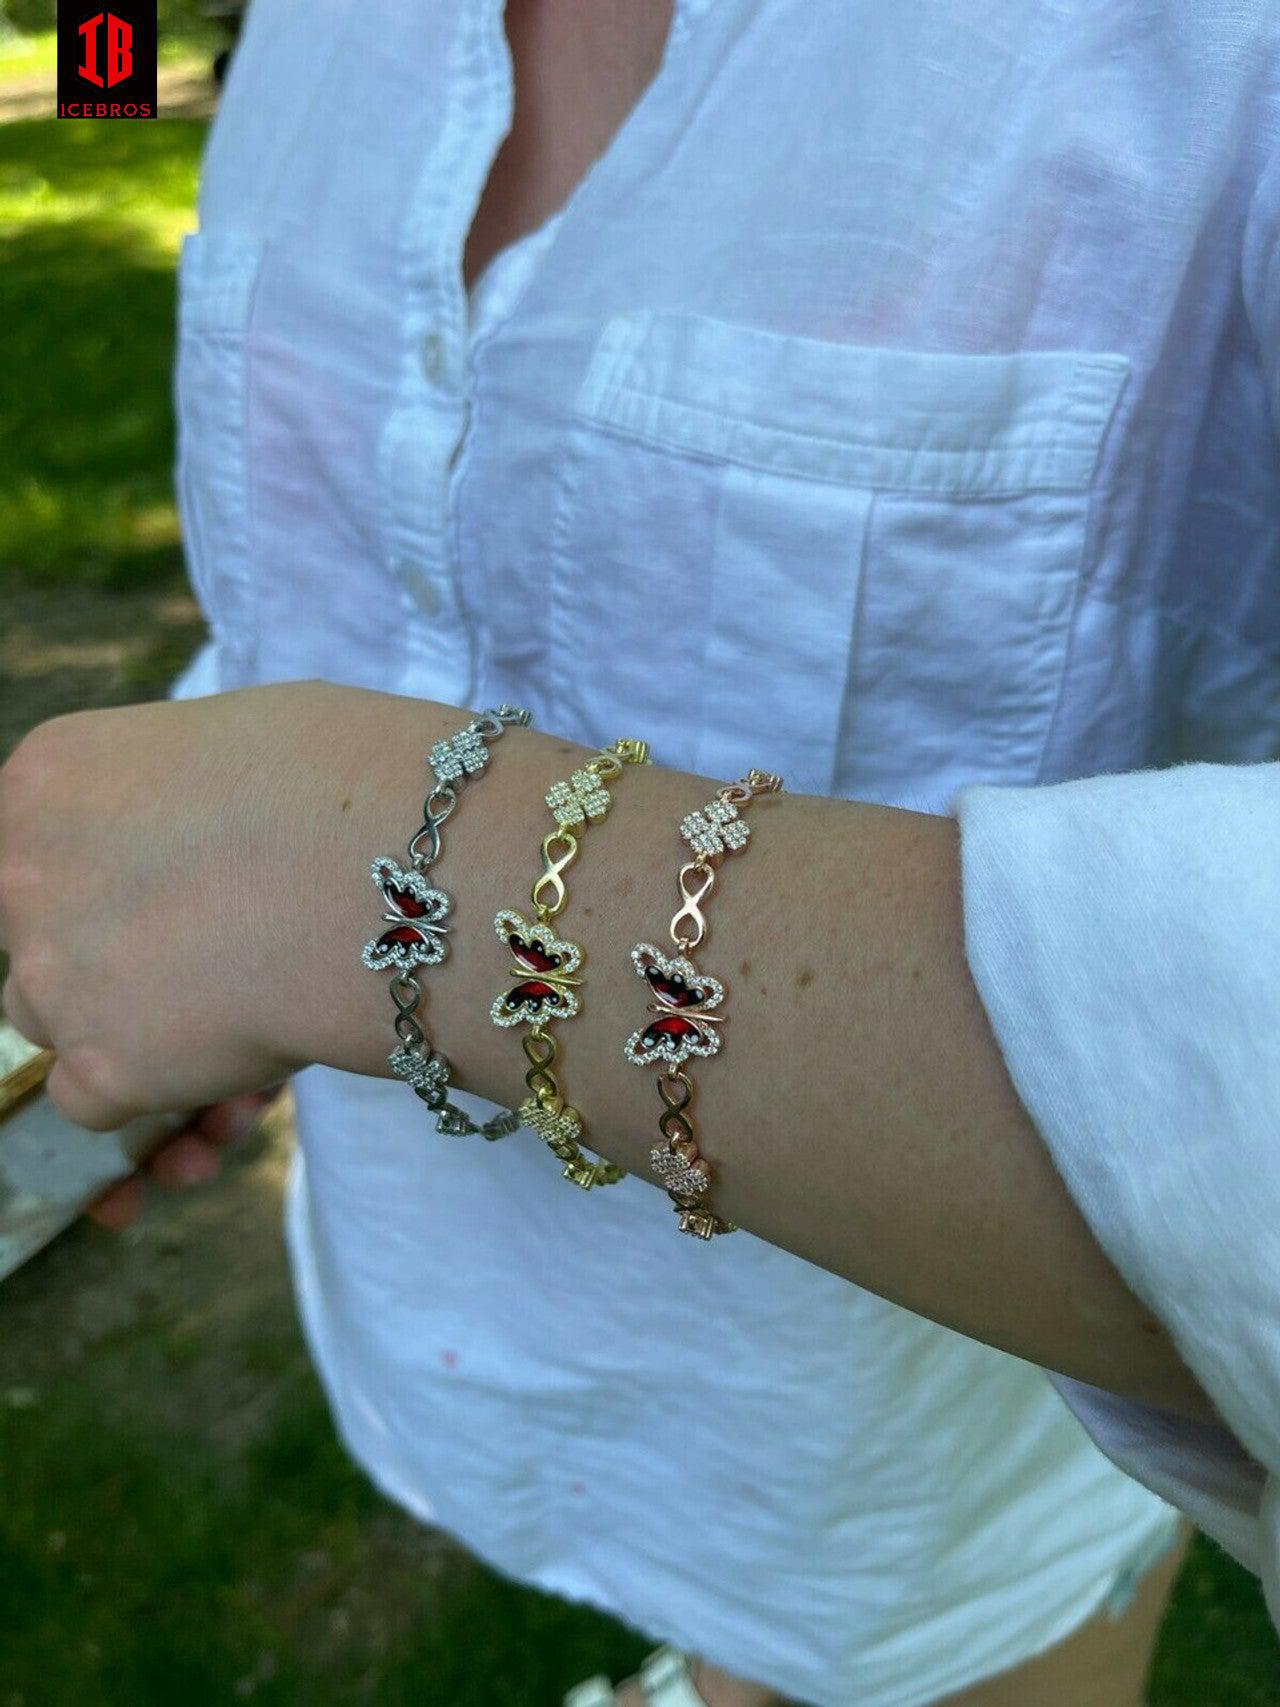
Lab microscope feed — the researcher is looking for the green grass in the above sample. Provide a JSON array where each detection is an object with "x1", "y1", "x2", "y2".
[
  {"x1": 0, "y1": 1362, "x2": 1277, "y2": 1705},
  {"x1": 0, "y1": 115, "x2": 205, "y2": 590},
  {"x1": 0, "y1": 1370, "x2": 654, "y2": 1707},
  {"x1": 0, "y1": 28, "x2": 58, "y2": 81},
  {"x1": 1150, "y1": 1538, "x2": 1280, "y2": 1706},
  {"x1": 0, "y1": 28, "x2": 219, "y2": 81}
]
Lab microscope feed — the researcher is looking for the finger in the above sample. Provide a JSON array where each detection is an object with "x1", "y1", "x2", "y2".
[
  {"x1": 86, "y1": 1174, "x2": 145, "y2": 1230},
  {"x1": 44, "y1": 1051, "x2": 132, "y2": 1134},
  {"x1": 145, "y1": 1131, "x2": 222, "y2": 1188},
  {"x1": 193, "y1": 1091, "x2": 275, "y2": 1148},
  {"x1": 1, "y1": 974, "x2": 53, "y2": 1051}
]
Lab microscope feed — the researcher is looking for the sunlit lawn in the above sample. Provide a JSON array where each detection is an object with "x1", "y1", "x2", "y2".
[
  {"x1": 0, "y1": 26, "x2": 57, "y2": 81},
  {"x1": 0, "y1": 26, "x2": 213, "y2": 80},
  {"x1": 0, "y1": 110, "x2": 202, "y2": 589},
  {"x1": 0, "y1": 1377, "x2": 659, "y2": 1707},
  {"x1": 0, "y1": 97, "x2": 1277, "y2": 1707}
]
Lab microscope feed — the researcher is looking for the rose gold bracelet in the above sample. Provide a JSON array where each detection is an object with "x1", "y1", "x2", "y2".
[{"x1": 623, "y1": 769, "x2": 784, "y2": 1238}]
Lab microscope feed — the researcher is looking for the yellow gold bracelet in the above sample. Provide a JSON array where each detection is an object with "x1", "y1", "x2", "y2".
[
  {"x1": 624, "y1": 769, "x2": 784, "y2": 1238},
  {"x1": 491, "y1": 738, "x2": 651, "y2": 1189}
]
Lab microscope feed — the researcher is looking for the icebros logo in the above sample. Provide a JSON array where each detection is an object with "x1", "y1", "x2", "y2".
[{"x1": 57, "y1": 2, "x2": 157, "y2": 118}]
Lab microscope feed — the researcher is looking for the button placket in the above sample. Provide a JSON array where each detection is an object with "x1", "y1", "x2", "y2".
[
  {"x1": 398, "y1": 557, "x2": 442, "y2": 616},
  {"x1": 421, "y1": 330, "x2": 447, "y2": 386},
  {"x1": 385, "y1": 0, "x2": 514, "y2": 703}
]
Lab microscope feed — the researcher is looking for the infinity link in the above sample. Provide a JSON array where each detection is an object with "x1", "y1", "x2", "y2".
[
  {"x1": 670, "y1": 860, "x2": 717, "y2": 949},
  {"x1": 521, "y1": 1029, "x2": 557, "y2": 1071},
  {"x1": 521, "y1": 1027, "x2": 564, "y2": 1114},
  {"x1": 531, "y1": 829, "x2": 579, "y2": 917},
  {"x1": 657, "y1": 1069, "x2": 697, "y2": 1151}
]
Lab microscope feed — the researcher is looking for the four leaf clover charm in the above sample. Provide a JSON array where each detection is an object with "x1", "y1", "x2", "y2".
[
  {"x1": 546, "y1": 767, "x2": 612, "y2": 828},
  {"x1": 649, "y1": 1144, "x2": 711, "y2": 1199},
  {"x1": 430, "y1": 722, "x2": 489, "y2": 786},
  {"x1": 519, "y1": 1097, "x2": 615, "y2": 1188},
  {"x1": 520, "y1": 1096, "x2": 584, "y2": 1161},
  {"x1": 388, "y1": 1045, "x2": 449, "y2": 1097},
  {"x1": 679, "y1": 797, "x2": 750, "y2": 859}
]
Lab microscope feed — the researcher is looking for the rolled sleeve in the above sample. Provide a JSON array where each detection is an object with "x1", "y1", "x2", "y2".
[{"x1": 953, "y1": 760, "x2": 1280, "y2": 1620}]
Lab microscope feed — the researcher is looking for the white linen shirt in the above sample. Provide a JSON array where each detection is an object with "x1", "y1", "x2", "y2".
[
  {"x1": 166, "y1": 1, "x2": 1280, "y2": 1699},
  {"x1": 956, "y1": 761, "x2": 1280, "y2": 1627}
]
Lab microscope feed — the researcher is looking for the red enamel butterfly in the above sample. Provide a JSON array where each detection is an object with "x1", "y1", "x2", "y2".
[
  {"x1": 623, "y1": 943, "x2": 725, "y2": 1066},
  {"x1": 361, "y1": 856, "x2": 451, "y2": 972},
  {"x1": 490, "y1": 908, "x2": 583, "y2": 1027}
]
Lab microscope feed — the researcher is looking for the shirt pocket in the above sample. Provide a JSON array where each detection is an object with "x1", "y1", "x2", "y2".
[
  {"x1": 546, "y1": 310, "x2": 1130, "y2": 801},
  {"x1": 173, "y1": 230, "x2": 266, "y2": 671}
]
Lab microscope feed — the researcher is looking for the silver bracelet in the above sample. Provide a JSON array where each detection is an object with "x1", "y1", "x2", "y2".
[{"x1": 362, "y1": 705, "x2": 531, "y2": 1138}]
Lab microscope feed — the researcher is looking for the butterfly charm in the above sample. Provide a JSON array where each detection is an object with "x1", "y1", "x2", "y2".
[
  {"x1": 362, "y1": 857, "x2": 451, "y2": 971},
  {"x1": 623, "y1": 943, "x2": 725, "y2": 1066},
  {"x1": 490, "y1": 909, "x2": 584, "y2": 1027}
]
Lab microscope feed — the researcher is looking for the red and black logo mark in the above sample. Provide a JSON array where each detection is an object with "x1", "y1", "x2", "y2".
[{"x1": 57, "y1": 2, "x2": 157, "y2": 119}]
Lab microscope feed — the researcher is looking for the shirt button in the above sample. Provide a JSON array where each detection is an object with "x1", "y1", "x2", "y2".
[
  {"x1": 421, "y1": 332, "x2": 446, "y2": 385},
  {"x1": 398, "y1": 559, "x2": 441, "y2": 616}
]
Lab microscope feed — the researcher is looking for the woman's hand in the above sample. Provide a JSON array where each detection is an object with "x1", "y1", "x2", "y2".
[{"x1": 0, "y1": 680, "x2": 395, "y2": 1133}]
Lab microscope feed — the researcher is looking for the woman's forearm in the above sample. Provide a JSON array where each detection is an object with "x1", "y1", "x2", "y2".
[{"x1": 297, "y1": 681, "x2": 1214, "y2": 1423}]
